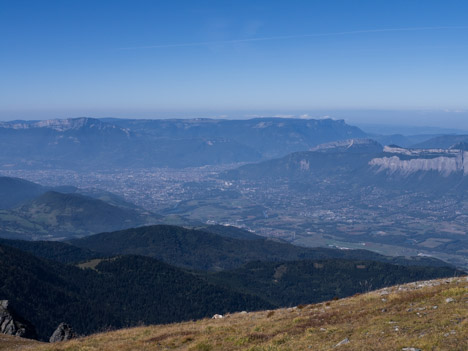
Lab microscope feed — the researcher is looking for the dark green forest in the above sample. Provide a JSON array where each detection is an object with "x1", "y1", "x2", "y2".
[
  {"x1": 1, "y1": 231, "x2": 463, "y2": 341},
  {"x1": 0, "y1": 244, "x2": 271, "y2": 341},
  {"x1": 70, "y1": 225, "x2": 452, "y2": 271},
  {"x1": 208, "y1": 259, "x2": 461, "y2": 306}
]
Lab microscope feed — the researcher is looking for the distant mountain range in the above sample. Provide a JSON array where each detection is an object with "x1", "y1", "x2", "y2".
[
  {"x1": 223, "y1": 138, "x2": 468, "y2": 190},
  {"x1": 103, "y1": 117, "x2": 367, "y2": 158},
  {"x1": 366, "y1": 133, "x2": 441, "y2": 148},
  {"x1": 2, "y1": 116, "x2": 463, "y2": 170},
  {"x1": 412, "y1": 134, "x2": 468, "y2": 149},
  {"x1": 223, "y1": 138, "x2": 382, "y2": 181},
  {"x1": 0, "y1": 117, "x2": 367, "y2": 169}
]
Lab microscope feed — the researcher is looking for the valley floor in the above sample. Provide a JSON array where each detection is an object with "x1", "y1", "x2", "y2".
[{"x1": 4, "y1": 277, "x2": 467, "y2": 351}]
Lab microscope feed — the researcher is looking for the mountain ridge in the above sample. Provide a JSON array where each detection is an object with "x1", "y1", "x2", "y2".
[
  {"x1": 70, "y1": 224, "x2": 456, "y2": 271},
  {"x1": 0, "y1": 190, "x2": 160, "y2": 240},
  {"x1": 223, "y1": 139, "x2": 468, "y2": 184},
  {"x1": 0, "y1": 117, "x2": 367, "y2": 169}
]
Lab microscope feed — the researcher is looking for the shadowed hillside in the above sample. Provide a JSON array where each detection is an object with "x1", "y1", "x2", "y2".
[
  {"x1": 70, "y1": 225, "x2": 454, "y2": 271},
  {"x1": 0, "y1": 244, "x2": 271, "y2": 341},
  {"x1": 0, "y1": 191, "x2": 160, "y2": 240},
  {"x1": 0, "y1": 177, "x2": 45, "y2": 209}
]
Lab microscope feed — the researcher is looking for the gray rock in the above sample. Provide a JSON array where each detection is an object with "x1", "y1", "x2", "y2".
[
  {"x1": 0, "y1": 300, "x2": 36, "y2": 339},
  {"x1": 49, "y1": 323, "x2": 76, "y2": 343},
  {"x1": 335, "y1": 337, "x2": 350, "y2": 347},
  {"x1": 402, "y1": 348, "x2": 422, "y2": 351}
]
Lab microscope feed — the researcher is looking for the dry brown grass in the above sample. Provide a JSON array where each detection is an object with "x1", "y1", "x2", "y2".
[
  {"x1": 0, "y1": 334, "x2": 41, "y2": 350},
  {"x1": 10, "y1": 277, "x2": 468, "y2": 351}
]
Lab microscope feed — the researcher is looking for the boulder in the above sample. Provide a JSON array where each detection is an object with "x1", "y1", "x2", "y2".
[
  {"x1": 0, "y1": 300, "x2": 36, "y2": 339},
  {"x1": 49, "y1": 323, "x2": 76, "y2": 343}
]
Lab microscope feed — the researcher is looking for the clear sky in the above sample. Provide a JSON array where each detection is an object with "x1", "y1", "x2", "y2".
[{"x1": 1, "y1": 0, "x2": 468, "y2": 127}]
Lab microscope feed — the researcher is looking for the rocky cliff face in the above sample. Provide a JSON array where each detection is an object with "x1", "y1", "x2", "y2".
[
  {"x1": 369, "y1": 146, "x2": 468, "y2": 176},
  {"x1": 0, "y1": 300, "x2": 36, "y2": 339}
]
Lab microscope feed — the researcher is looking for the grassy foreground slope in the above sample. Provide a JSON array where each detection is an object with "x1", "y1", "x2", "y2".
[
  {"x1": 0, "y1": 334, "x2": 40, "y2": 351},
  {"x1": 20, "y1": 276, "x2": 467, "y2": 351}
]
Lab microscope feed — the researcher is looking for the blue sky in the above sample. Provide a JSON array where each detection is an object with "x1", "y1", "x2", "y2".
[{"x1": 1, "y1": 0, "x2": 468, "y2": 127}]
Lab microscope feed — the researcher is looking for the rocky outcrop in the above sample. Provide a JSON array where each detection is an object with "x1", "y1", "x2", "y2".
[
  {"x1": 49, "y1": 323, "x2": 76, "y2": 343},
  {"x1": 310, "y1": 138, "x2": 383, "y2": 154},
  {"x1": 0, "y1": 300, "x2": 36, "y2": 339},
  {"x1": 370, "y1": 146, "x2": 468, "y2": 176}
]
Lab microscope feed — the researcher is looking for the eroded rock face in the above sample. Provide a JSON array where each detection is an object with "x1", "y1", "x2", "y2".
[
  {"x1": 49, "y1": 323, "x2": 76, "y2": 343},
  {"x1": 0, "y1": 300, "x2": 36, "y2": 339},
  {"x1": 369, "y1": 147, "x2": 468, "y2": 177}
]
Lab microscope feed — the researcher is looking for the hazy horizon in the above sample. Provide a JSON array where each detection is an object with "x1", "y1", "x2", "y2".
[
  {"x1": 1, "y1": 108, "x2": 468, "y2": 134},
  {"x1": 1, "y1": 0, "x2": 468, "y2": 128}
]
